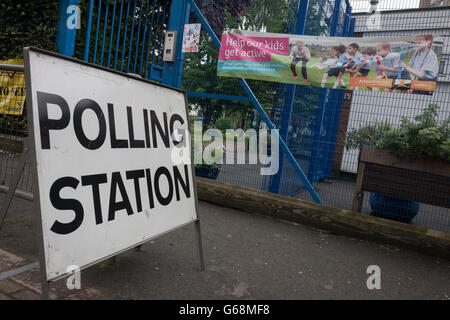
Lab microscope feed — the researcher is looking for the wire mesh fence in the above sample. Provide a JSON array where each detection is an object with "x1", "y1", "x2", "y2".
[
  {"x1": 0, "y1": 63, "x2": 32, "y2": 195},
  {"x1": 74, "y1": 0, "x2": 171, "y2": 82},
  {"x1": 298, "y1": 6, "x2": 450, "y2": 232},
  {"x1": 349, "y1": 0, "x2": 421, "y2": 13},
  {"x1": 182, "y1": 0, "x2": 351, "y2": 195},
  {"x1": 182, "y1": 1, "x2": 450, "y2": 233},
  {"x1": 0, "y1": 0, "x2": 448, "y2": 235}
]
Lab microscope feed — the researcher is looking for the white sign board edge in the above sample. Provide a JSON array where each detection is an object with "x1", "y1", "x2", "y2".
[{"x1": 23, "y1": 47, "x2": 200, "y2": 282}]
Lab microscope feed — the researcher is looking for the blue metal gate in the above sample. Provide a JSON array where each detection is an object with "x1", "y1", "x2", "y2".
[{"x1": 56, "y1": 0, "x2": 354, "y2": 202}]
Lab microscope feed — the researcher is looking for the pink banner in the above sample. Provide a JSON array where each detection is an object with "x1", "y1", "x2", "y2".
[{"x1": 218, "y1": 34, "x2": 289, "y2": 62}]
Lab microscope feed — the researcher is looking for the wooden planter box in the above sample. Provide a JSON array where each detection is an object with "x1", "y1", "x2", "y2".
[{"x1": 352, "y1": 146, "x2": 450, "y2": 212}]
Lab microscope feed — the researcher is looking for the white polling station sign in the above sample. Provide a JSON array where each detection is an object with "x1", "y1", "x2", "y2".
[{"x1": 24, "y1": 47, "x2": 198, "y2": 281}]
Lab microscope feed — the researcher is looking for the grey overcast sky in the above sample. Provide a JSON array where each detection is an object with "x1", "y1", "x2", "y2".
[{"x1": 349, "y1": 0, "x2": 421, "y2": 13}]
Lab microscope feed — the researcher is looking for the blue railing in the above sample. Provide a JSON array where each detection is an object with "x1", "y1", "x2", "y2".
[
  {"x1": 80, "y1": 0, "x2": 169, "y2": 82},
  {"x1": 272, "y1": 0, "x2": 354, "y2": 196}
]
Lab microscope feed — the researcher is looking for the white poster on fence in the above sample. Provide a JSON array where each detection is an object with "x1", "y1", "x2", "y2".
[
  {"x1": 24, "y1": 47, "x2": 197, "y2": 281},
  {"x1": 182, "y1": 23, "x2": 201, "y2": 53}
]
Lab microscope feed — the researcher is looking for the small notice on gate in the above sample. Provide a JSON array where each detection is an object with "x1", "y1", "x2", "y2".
[
  {"x1": 24, "y1": 47, "x2": 198, "y2": 281},
  {"x1": 0, "y1": 59, "x2": 25, "y2": 115},
  {"x1": 182, "y1": 23, "x2": 201, "y2": 53}
]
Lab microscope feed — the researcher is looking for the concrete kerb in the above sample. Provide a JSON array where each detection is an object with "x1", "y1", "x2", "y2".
[{"x1": 195, "y1": 177, "x2": 450, "y2": 260}]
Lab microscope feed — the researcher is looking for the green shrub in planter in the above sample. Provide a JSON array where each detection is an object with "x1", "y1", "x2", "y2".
[
  {"x1": 346, "y1": 104, "x2": 450, "y2": 161},
  {"x1": 345, "y1": 104, "x2": 449, "y2": 222}
]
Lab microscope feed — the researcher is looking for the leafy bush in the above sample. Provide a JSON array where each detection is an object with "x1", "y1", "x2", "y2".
[
  {"x1": 1, "y1": 0, "x2": 59, "y2": 135},
  {"x1": 345, "y1": 122, "x2": 391, "y2": 150},
  {"x1": 0, "y1": 0, "x2": 59, "y2": 59},
  {"x1": 0, "y1": 114, "x2": 28, "y2": 136},
  {"x1": 345, "y1": 104, "x2": 450, "y2": 161}
]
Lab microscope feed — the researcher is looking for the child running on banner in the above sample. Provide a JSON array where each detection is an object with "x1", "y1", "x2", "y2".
[
  {"x1": 347, "y1": 47, "x2": 376, "y2": 90},
  {"x1": 320, "y1": 45, "x2": 347, "y2": 88},
  {"x1": 374, "y1": 42, "x2": 400, "y2": 92},
  {"x1": 314, "y1": 54, "x2": 339, "y2": 70},
  {"x1": 333, "y1": 43, "x2": 364, "y2": 89}
]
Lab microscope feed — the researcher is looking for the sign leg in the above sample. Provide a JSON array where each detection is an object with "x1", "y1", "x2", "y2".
[
  {"x1": 194, "y1": 219, "x2": 205, "y2": 271},
  {"x1": 0, "y1": 148, "x2": 27, "y2": 230},
  {"x1": 40, "y1": 278, "x2": 50, "y2": 300}
]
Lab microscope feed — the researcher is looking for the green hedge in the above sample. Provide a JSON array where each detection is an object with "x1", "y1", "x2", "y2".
[
  {"x1": 0, "y1": 1, "x2": 59, "y2": 59},
  {"x1": 1, "y1": 0, "x2": 59, "y2": 135}
]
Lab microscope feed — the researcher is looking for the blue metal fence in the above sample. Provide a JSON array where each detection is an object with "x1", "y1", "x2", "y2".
[
  {"x1": 10, "y1": 0, "x2": 448, "y2": 233},
  {"x1": 267, "y1": 0, "x2": 354, "y2": 196},
  {"x1": 59, "y1": 0, "x2": 349, "y2": 202},
  {"x1": 72, "y1": 0, "x2": 170, "y2": 83}
]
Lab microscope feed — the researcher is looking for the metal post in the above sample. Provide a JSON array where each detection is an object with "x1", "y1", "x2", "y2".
[
  {"x1": 318, "y1": 2, "x2": 352, "y2": 179},
  {"x1": 0, "y1": 149, "x2": 27, "y2": 230},
  {"x1": 187, "y1": 0, "x2": 322, "y2": 204},
  {"x1": 342, "y1": 4, "x2": 351, "y2": 36},
  {"x1": 324, "y1": 1, "x2": 354, "y2": 179},
  {"x1": 329, "y1": 0, "x2": 342, "y2": 36},
  {"x1": 161, "y1": 0, "x2": 190, "y2": 88},
  {"x1": 308, "y1": 88, "x2": 327, "y2": 182},
  {"x1": 194, "y1": 220, "x2": 205, "y2": 271},
  {"x1": 83, "y1": 0, "x2": 95, "y2": 61},
  {"x1": 349, "y1": 18, "x2": 356, "y2": 37},
  {"x1": 269, "y1": 0, "x2": 310, "y2": 194},
  {"x1": 56, "y1": 0, "x2": 80, "y2": 57},
  {"x1": 308, "y1": 0, "x2": 347, "y2": 182}
]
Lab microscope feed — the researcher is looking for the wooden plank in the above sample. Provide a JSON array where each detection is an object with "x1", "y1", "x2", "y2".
[
  {"x1": 352, "y1": 161, "x2": 365, "y2": 212},
  {"x1": 196, "y1": 177, "x2": 450, "y2": 259},
  {"x1": 360, "y1": 147, "x2": 450, "y2": 178},
  {"x1": 362, "y1": 164, "x2": 450, "y2": 208},
  {"x1": 332, "y1": 90, "x2": 353, "y2": 176}
]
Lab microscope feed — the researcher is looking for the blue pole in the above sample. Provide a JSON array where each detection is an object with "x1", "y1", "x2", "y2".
[
  {"x1": 133, "y1": 0, "x2": 144, "y2": 73},
  {"x1": 310, "y1": 0, "x2": 342, "y2": 182},
  {"x1": 269, "y1": 0, "x2": 310, "y2": 194},
  {"x1": 83, "y1": 0, "x2": 95, "y2": 61},
  {"x1": 329, "y1": 0, "x2": 342, "y2": 36},
  {"x1": 310, "y1": 0, "x2": 352, "y2": 181},
  {"x1": 114, "y1": 0, "x2": 125, "y2": 69},
  {"x1": 107, "y1": 0, "x2": 117, "y2": 69},
  {"x1": 308, "y1": 88, "x2": 327, "y2": 182},
  {"x1": 346, "y1": 6, "x2": 353, "y2": 36},
  {"x1": 187, "y1": 0, "x2": 322, "y2": 204},
  {"x1": 93, "y1": 0, "x2": 102, "y2": 64},
  {"x1": 349, "y1": 17, "x2": 356, "y2": 37},
  {"x1": 342, "y1": 4, "x2": 351, "y2": 37},
  {"x1": 161, "y1": 0, "x2": 190, "y2": 87},
  {"x1": 56, "y1": 0, "x2": 79, "y2": 57}
]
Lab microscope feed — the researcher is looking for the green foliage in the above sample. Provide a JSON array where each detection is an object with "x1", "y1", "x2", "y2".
[
  {"x1": 0, "y1": 0, "x2": 59, "y2": 59},
  {"x1": 305, "y1": 0, "x2": 331, "y2": 36},
  {"x1": 0, "y1": 0, "x2": 59, "y2": 134},
  {"x1": 0, "y1": 114, "x2": 28, "y2": 136},
  {"x1": 346, "y1": 104, "x2": 450, "y2": 161},
  {"x1": 240, "y1": 0, "x2": 290, "y2": 33},
  {"x1": 345, "y1": 122, "x2": 391, "y2": 150}
]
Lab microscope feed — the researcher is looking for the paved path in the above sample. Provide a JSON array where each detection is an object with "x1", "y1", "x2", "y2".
[{"x1": 0, "y1": 198, "x2": 449, "y2": 299}]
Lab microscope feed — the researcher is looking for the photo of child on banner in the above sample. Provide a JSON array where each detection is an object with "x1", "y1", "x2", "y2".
[{"x1": 217, "y1": 30, "x2": 443, "y2": 95}]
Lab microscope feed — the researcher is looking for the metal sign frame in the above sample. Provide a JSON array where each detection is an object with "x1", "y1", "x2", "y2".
[{"x1": 0, "y1": 47, "x2": 205, "y2": 299}]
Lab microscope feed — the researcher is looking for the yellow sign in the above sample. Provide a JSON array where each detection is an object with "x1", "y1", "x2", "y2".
[{"x1": 0, "y1": 59, "x2": 25, "y2": 115}]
